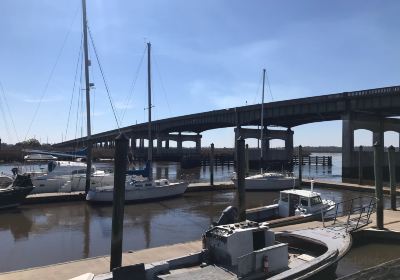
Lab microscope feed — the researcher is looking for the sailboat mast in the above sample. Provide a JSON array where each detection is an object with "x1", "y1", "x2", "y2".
[
  {"x1": 82, "y1": 0, "x2": 92, "y2": 194},
  {"x1": 147, "y1": 42, "x2": 153, "y2": 180},
  {"x1": 260, "y1": 69, "x2": 266, "y2": 174}
]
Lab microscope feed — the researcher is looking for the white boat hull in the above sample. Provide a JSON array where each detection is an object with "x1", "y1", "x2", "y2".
[
  {"x1": 31, "y1": 173, "x2": 114, "y2": 194},
  {"x1": 86, "y1": 182, "x2": 188, "y2": 203},
  {"x1": 233, "y1": 177, "x2": 298, "y2": 191}
]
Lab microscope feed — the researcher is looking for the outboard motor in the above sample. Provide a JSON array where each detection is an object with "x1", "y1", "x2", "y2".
[
  {"x1": 11, "y1": 167, "x2": 19, "y2": 176},
  {"x1": 214, "y1": 206, "x2": 238, "y2": 226},
  {"x1": 12, "y1": 174, "x2": 34, "y2": 189}
]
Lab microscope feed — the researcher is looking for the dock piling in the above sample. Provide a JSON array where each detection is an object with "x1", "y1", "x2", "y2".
[
  {"x1": 358, "y1": 145, "x2": 363, "y2": 185},
  {"x1": 373, "y1": 141, "x2": 384, "y2": 229},
  {"x1": 210, "y1": 143, "x2": 214, "y2": 187},
  {"x1": 298, "y1": 145, "x2": 302, "y2": 184},
  {"x1": 236, "y1": 137, "x2": 246, "y2": 222},
  {"x1": 388, "y1": 145, "x2": 396, "y2": 210},
  {"x1": 110, "y1": 133, "x2": 129, "y2": 271}
]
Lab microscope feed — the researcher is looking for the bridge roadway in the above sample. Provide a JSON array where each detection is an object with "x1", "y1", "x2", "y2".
[{"x1": 54, "y1": 85, "x2": 400, "y2": 147}]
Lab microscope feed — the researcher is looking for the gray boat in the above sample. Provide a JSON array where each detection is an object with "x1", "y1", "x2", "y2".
[{"x1": 72, "y1": 220, "x2": 352, "y2": 280}]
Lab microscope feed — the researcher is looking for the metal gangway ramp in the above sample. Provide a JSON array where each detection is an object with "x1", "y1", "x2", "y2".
[{"x1": 321, "y1": 196, "x2": 377, "y2": 233}]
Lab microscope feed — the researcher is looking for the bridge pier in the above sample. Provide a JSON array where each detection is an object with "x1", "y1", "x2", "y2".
[
  {"x1": 234, "y1": 126, "x2": 294, "y2": 169},
  {"x1": 342, "y1": 113, "x2": 400, "y2": 182}
]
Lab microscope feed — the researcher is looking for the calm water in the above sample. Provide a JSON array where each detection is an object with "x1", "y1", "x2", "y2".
[{"x1": 0, "y1": 153, "x2": 399, "y2": 276}]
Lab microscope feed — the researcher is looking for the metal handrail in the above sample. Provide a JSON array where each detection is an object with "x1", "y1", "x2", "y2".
[{"x1": 322, "y1": 196, "x2": 376, "y2": 232}]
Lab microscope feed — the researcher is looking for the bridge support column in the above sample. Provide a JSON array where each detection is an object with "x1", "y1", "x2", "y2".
[
  {"x1": 342, "y1": 114, "x2": 355, "y2": 179},
  {"x1": 177, "y1": 133, "x2": 182, "y2": 154},
  {"x1": 139, "y1": 138, "x2": 144, "y2": 148},
  {"x1": 157, "y1": 138, "x2": 162, "y2": 154},
  {"x1": 165, "y1": 140, "x2": 169, "y2": 149},
  {"x1": 285, "y1": 128, "x2": 294, "y2": 161},
  {"x1": 196, "y1": 133, "x2": 202, "y2": 153},
  {"x1": 131, "y1": 138, "x2": 136, "y2": 150}
]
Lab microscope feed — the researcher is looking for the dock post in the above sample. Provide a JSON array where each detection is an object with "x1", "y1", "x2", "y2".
[
  {"x1": 358, "y1": 146, "x2": 363, "y2": 185},
  {"x1": 110, "y1": 133, "x2": 129, "y2": 271},
  {"x1": 236, "y1": 137, "x2": 246, "y2": 222},
  {"x1": 298, "y1": 145, "x2": 302, "y2": 186},
  {"x1": 210, "y1": 143, "x2": 214, "y2": 187},
  {"x1": 388, "y1": 145, "x2": 397, "y2": 210},
  {"x1": 373, "y1": 141, "x2": 384, "y2": 229},
  {"x1": 245, "y1": 144, "x2": 249, "y2": 176}
]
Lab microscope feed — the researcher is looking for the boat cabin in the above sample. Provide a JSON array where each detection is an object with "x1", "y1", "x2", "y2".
[
  {"x1": 278, "y1": 189, "x2": 324, "y2": 217},
  {"x1": 204, "y1": 221, "x2": 288, "y2": 278}
]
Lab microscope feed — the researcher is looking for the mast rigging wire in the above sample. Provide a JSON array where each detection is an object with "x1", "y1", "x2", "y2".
[
  {"x1": 0, "y1": 81, "x2": 19, "y2": 142},
  {"x1": 265, "y1": 71, "x2": 274, "y2": 101},
  {"x1": 120, "y1": 46, "x2": 147, "y2": 125},
  {"x1": 65, "y1": 35, "x2": 83, "y2": 141},
  {"x1": 153, "y1": 53, "x2": 172, "y2": 117},
  {"x1": 24, "y1": 6, "x2": 80, "y2": 141},
  {"x1": 87, "y1": 25, "x2": 120, "y2": 131}
]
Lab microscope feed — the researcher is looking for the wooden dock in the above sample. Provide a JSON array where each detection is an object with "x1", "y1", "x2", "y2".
[{"x1": 1, "y1": 209, "x2": 399, "y2": 280}]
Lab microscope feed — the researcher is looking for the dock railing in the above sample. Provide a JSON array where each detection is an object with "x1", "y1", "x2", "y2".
[{"x1": 322, "y1": 196, "x2": 376, "y2": 233}]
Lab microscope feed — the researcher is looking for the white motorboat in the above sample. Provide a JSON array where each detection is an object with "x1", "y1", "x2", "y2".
[
  {"x1": 21, "y1": 160, "x2": 113, "y2": 194},
  {"x1": 73, "y1": 220, "x2": 352, "y2": 280},
  {"x1": 246, "y1": 188, "x2": 335, "y2": 224},
  {"x1": 232, "y1": 171, "x2": 298, "y2": 190},
  {"x1": 86, "y1": 177, "x2": 188, "y2": 203}
]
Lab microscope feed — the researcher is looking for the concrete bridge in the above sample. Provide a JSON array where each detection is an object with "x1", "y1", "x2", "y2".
[{"x1": 54, "y1": 85, "x2": 400, "y2": 180}]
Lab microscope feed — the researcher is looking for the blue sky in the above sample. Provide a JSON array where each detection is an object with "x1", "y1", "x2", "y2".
[{"x1": 0, "y1": 0, "x2": 399, "y2": 147}]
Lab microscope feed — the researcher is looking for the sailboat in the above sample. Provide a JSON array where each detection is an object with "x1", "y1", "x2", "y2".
[
  {"x1": 233, "y1": 69, "x2": 297, "y2": 190},
  {"x1": 11, "y1": 0, "x2": 113, "y2": 195},
  {"x1": 85, "y1": 42, "x2": 188, "y2": 203}
]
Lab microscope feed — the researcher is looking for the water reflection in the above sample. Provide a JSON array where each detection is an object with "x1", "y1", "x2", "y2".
[{"x1": 0, "y1": 188, "x2": 399, "y2": 273}]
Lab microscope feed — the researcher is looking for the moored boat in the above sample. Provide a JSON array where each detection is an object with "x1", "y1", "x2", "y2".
[
  {"x1": 232, "y1": 171, "x2": 298, "y2": 191},
  {"x1": 0, "y1": 174, "x2": 34, "y2": 209},
  {"x1": 246, "y1": 188, "x2": 335, "y2": 224},
  {"x1": 86, "y1": 177, "x2": 188, "y2": 203},
  {"x1": 72, "y1": 220, "x2": 352, "y2": 280}
]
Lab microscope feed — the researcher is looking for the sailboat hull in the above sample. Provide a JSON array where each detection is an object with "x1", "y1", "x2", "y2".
[
  {"x1": 86, "y1": 182, "x2": 188, "y2": 203},
  {"x1": 233, "y1": 176, "x2": 298, "y2": 191}
]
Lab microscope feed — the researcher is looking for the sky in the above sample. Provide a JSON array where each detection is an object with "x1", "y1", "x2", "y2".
[{"x1": 0, "y1": 0, "x2": 399, "y2": 148}]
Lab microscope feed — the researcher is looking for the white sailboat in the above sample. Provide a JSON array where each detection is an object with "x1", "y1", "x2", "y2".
[
  {"x1": 234, "y1": 69, "x2": 297, "y2": 190},
  {"x1": 86, "y1": 42, "x2": 188, "y2": 203}
]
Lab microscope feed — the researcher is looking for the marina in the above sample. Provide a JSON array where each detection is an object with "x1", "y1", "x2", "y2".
[{"x1": 0, "y1": 0, "x2": 400, "y2": 279}]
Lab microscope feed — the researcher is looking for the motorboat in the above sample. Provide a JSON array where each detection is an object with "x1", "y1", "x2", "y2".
[
  {"x1": 86, "y1": 176, "x2": 188, "y2": 203},
  {"x1": 232, "y1": 171, "x2": 298, "y2": 191},
  {"x1": 73, "y1": 220, "x2": 352, "y2": 280},
  {"x1": 17, "y1": 160, "x2": 113, "y2": 194},
  {"x1": 0, "y1": 174, "x2": 34, "y2": 209},
  {"x1": 246, "y1": 188, "x2": 335, "y2": 225}
]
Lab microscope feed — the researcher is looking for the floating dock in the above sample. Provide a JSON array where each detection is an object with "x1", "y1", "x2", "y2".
[{"x1": 1, "y1": 209, "x2": 399, "y2": 280}]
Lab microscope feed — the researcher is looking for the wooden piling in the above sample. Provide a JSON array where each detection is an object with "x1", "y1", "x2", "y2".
[
  {"x1": 110, "y1": 133, "x2": 129, "y2": 271},
  {"x1": 358, "y1": 145, "x2": 363, "y2": 185},
  {"x1": 388, "y1": 146, "x2": 396, "y2": 210},
  {"x1": 298, "y1": 145, "x2": 302, "y2": 185},
  {"x1": 245, "y1": 144, "x2": 249, "y2": 176},
  {"x1": 236, "y1": 137, "x2": 246, "y2": 222},
  {"x1": 210, "y1": 143, "x2": 214, "y2": 187},
  {"x1": 373, "y1": 142, "x2": 384, "y2": 229}
]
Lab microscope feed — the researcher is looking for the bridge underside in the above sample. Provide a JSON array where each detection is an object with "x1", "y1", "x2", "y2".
[{"x1": 54, "y1": 86, "x2": 400, "y2": 180}]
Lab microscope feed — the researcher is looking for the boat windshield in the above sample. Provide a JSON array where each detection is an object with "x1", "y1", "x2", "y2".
[
  {"x1": 310, "y1": 196, "x2": 322, "y2": 206},
  {"x1": 300, "y1": 197, "x2": 308, "y2": 206},
  {"x1": 281, "y1": 193, "x2": 288, "y2": 202}
]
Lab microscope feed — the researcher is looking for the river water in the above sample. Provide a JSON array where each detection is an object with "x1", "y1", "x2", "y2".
[{"x1": 0, "y1": 153, "x2": 399, "y2": 277}]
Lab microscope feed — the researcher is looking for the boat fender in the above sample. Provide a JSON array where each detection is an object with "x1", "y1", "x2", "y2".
[{"x1": 263, "y1": 255, "x2": 269, "y2": 273}]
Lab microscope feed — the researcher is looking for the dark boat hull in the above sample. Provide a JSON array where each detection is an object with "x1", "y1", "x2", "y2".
[{"x1": 0, "y1": 186, "x2": 34, "y2": 209}]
